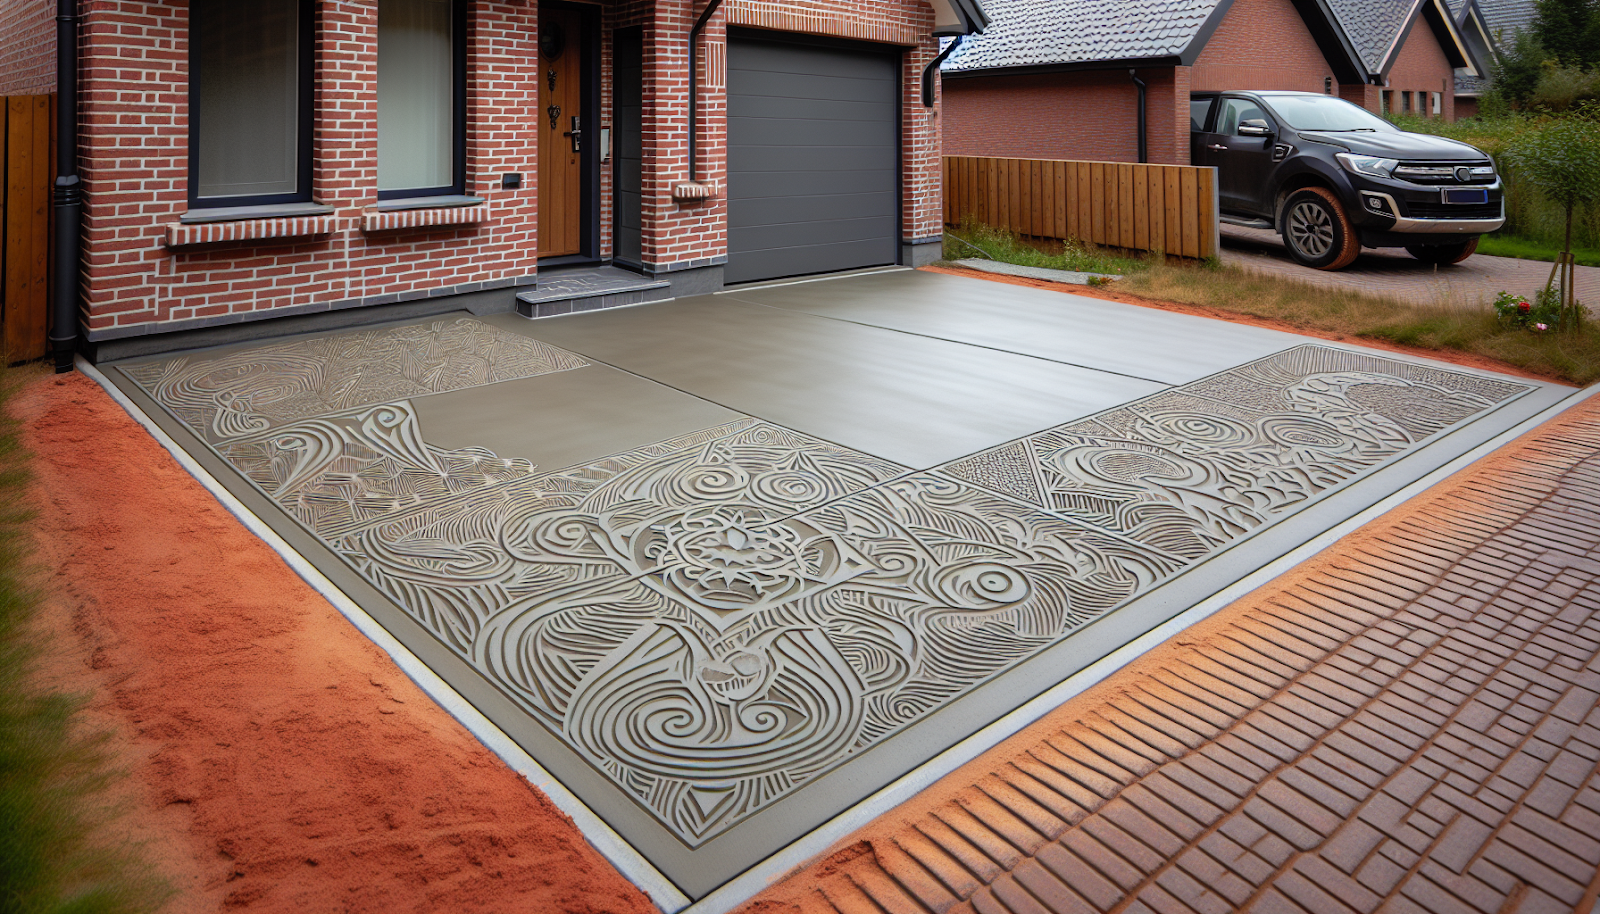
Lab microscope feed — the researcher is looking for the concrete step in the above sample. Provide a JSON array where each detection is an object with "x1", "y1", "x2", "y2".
[{"x1": 517, "y1": 265, "x2": 672, "y2": 318}]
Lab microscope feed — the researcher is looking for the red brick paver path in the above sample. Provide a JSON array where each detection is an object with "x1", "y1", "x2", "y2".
[
  {"x1": 1221, "y1": 225, "x2": 1600, "y2": 310},
  {"x1": 737, "y1": 393, "x2": 1600, "y2": 914}
]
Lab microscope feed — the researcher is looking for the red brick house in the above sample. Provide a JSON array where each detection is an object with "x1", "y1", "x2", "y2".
[
  {"x1": 940, "y1": 0, "x2": 1476, "y2": 166},
  {"x1": 0, "y1": 0, "x2": 985, "y2": 367}
]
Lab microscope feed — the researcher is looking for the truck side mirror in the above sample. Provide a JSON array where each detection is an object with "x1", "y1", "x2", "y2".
[{"x1": 1238, "y1": 119, "x2": 1272, "y2": 137}]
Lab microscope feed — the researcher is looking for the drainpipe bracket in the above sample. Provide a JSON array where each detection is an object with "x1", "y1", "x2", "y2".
[{"x1": 672, "y1": 181, "x2": 719, "y2": 203}]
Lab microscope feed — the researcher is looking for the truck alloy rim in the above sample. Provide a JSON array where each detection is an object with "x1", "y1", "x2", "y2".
[{"x1": 1287, "y1": 201, "x2": 1334, "y2": 258}]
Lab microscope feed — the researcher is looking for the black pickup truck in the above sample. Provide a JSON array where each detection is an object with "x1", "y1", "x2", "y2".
[{"x1": 1190, "y1": 91, "x2": 1503, "y2": 270}]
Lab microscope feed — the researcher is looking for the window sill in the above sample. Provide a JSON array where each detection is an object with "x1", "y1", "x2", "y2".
[
  {"x1": 165, "y1": 213, "x2": 341, "y2": 248},
  {"x1": 179, "y1": 202, "x2": 335, "y2": 224},
  {"x1": 362, "y1": 201, "x2": 489, "y2": 233},
  {"x1": 369, "y1": 195, "x2": 485, "y2": 212}
]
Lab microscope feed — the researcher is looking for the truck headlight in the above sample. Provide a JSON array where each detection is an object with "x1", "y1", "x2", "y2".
[{"x1": 1336, "y1": 153, "x2": 1400, "y2": 178}]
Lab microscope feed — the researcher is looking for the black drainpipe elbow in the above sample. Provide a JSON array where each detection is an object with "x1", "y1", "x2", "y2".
[
  {"x1": 1130, "y1": 69, "x2": 1148, "y2": 164},
  {"x1": 50, "y1": 0, "x2": 82, "y2": 373},
  {"x1": 687, "y1": 0, "x2": 725, "y2": 184},
  {"x1": 922, "y1": 35, "x2": 963, "y2": 107}
]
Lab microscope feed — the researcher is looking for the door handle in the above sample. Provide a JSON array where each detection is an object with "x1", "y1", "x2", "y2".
[
  {"x1": 1208, "y1": 143, "x2": 1229, "y2": 151},
  {"x1": 563, "y1": 115, "x2": 582, "y2": 152}
]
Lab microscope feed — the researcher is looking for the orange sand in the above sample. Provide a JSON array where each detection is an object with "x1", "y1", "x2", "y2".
[{"x1": 17, "y1": 372, "x2": 658, "y2": 914}]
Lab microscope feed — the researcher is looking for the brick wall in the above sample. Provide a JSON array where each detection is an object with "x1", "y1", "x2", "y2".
[
  {"x1": 0, "y1": 0, "x2": 55, "y2": 97},
  {"x1": 79, "y1": 0, "x2": 541, "y2": 341},
  {"x1": 942, "y1": 70, "x2": 1149, "y2": 165},
  {"x1": 1191, "y1": 0, "x2": 1336, "y2": 93},
  {"x1": 73, "y1": 0, "x2": 944, "y2": 341},
  {"x1": 1386, "y1": 19, "x2": 1456, "y2": 121}
]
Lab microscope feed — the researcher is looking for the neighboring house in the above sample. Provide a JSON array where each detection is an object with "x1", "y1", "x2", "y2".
[
  {"x1": 1450, "y1": 0, "x2": 1497, "y2": 117},
  {"x1": 940, "y1": 0, "x2": 1475, "y2": 166},
  {"x1": 1448, "y1": 0, "x2": 1536, "y2": 117},
  {"x1": 0, "y1": 0, "x2": 985, "y2": 366}
]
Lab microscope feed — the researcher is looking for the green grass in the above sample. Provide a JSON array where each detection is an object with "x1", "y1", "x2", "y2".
[
  {"x1": 1476, "y1": 233, "x2": 1600, "y2": 268},
  {"x1": 0, "y1": 365, "x2": 170, "y2": 914},
  {"x1": 1123, "y1": 262, "x2": 1600, "y2": 385},
  {"x1": 942, "y1": 223, "x2": 1151, "y2": 277}
]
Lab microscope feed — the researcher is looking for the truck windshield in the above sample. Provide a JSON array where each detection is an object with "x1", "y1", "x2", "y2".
[{"x1": 1263, "y1": 97, "x2": 1398, "y2": 132}]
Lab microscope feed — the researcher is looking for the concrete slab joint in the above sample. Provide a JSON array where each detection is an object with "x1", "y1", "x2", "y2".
[{"x1": 100, "y1": 273, "x2": 1562, "y2": 906}]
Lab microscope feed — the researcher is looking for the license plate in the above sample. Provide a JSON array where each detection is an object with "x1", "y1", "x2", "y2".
[{"x1": 1442, "y1": 188, "x2": 1489, "y2": 204}]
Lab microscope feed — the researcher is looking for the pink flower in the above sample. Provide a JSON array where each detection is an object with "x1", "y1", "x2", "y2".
[{"x1": 1535, "y1": 323, "x2": 1549, "y2": 331}]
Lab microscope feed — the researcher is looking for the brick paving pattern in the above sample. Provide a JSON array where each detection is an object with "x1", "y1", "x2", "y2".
[
  {"x1": 1221, "y1": 225, "x2": 1600, "y2": 311},
  {"x1": 737, "y1": 394, "x2": 1600, "y2": 914}
]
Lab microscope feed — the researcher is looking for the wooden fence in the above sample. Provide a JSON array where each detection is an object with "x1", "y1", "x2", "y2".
[
  {"x1": 2, "y1": 95, "x2": 53, "y2": 364},
  {"x1": 943, "y1": 156, "x2": 1220, "y2": 261}
]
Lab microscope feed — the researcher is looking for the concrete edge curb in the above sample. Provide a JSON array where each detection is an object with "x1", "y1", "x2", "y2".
[
  {"x1": 676, "y1": 380, "x2": 1600, "y2": 914},
  {"x1": 74, "y1": 357, "x2": 694, "y2": 914}
]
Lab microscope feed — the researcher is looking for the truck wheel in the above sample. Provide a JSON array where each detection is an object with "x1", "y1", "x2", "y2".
[
  {"x1": 1281, "y1": 187, "x2": 1360, "y2": 270},
  {"x1": 1405, "y1": 237, "x2": 1478, "y2": 265}
]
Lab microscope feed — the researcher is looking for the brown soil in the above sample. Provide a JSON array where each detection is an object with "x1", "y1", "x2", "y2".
[
  {"x1": 920, "y1": 264, "x2": 1568, "y2": 386},
  {"x1": 16, "y1": 371, "x2": 658, "y2": 914}
]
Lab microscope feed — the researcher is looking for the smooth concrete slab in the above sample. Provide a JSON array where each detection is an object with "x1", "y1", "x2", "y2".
[
  {"x1": 720, "y1": 269, "x2": 1302, "y2": 385},
  {"x1": 413, "y1": 363, "x2": 745, "y2": 473},
  {"x1": 499, "y1": 296, "x2": 1170, "y2": 468}
]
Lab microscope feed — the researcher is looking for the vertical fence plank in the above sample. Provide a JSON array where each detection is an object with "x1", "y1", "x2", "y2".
[
  {"x1": 1133, "y1": 167, "x2": 1149, "y2": 252},
  {"x1": 1179, "y1": 166, "x2": 1200, "y2": 259},
  {"x1": 1164, "y1": 167, "x2": 1182, "y2": 256},
  {"x1": 1146, "y1": 167, "x2": 1165, "y2": 254},
  {"x1": 1089, "y1": 163, "x2": 1105, "y2": 245},
  {"x1": 1197, "y1": 166, "x2": 1219, "y2": 259},
  {"x1": 1116, "y1": 164, "x2": 1133, "y2": 249},
  {"x1": 4, "y1": 96, "x2": 53, "y2": 363},
  {"x1": 1077, "y1": 162, "x2": 1091, "y2": 243}
]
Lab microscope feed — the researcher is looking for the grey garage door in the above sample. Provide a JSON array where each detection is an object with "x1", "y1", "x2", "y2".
[{"x1": 727, "y1": 34, "x2": 900, "y2": 284}]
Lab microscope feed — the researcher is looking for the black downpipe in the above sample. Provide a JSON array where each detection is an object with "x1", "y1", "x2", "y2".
[
  {"x1": 50, "y1": 0, "x2": 81, "y2": 373},
  {"x1": 1129, "y1": 70, "x2": 1148, "y2": 164},
  {"x1": 921, "y1": 36, "x2": 963, "y2": 107},
  {"x1": 687, "y1": 0, "x2": 725, "y2": 183}
]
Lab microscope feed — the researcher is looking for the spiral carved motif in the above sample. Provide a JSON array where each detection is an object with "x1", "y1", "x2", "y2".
[{"x1": 127, "y1": 342, "x2": 1532, "y2": 847}]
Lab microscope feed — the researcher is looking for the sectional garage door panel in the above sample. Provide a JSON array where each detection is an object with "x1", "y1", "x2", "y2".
[{"x1": 727, "y1": 37, "x2": 900, "y2": 284}]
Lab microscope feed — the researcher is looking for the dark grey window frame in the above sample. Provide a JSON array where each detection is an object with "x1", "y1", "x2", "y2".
[
  {"x1": 187, "y1": 0, "x2": 316, "y2": 210},
  {"x1": 376, "y1": 0, "x2": 470, "y2": 201}
]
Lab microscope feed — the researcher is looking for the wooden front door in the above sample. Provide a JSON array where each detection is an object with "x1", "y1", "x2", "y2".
[{"x1": 538, "y1": 7, "x2": 583, "y2": 258}]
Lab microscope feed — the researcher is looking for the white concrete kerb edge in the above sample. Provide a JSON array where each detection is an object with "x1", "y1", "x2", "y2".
[
  {"x1": 74, "y1": 357, "x2": 693, "y2": 914},
  {"x1": 79, "y1": 352, "x2": 1599, "y2": 914},
  {"x1": 676, "y1": 380, "x2": 1600, "y2": 914}
]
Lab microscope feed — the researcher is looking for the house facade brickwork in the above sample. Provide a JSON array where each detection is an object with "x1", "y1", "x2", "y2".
[
  {"x1": 1382, "y1": 18, "x2": 1456, "y2": 120},
  {"x1": 0, "y1": 0, "x2": 55, "y2": 96},
  {"x1": 1191, "y1": 0, "x2": 1336, "y2": 93},
  {"x1": 3, "y1": 0, "x2": 963, "y2": 355}
]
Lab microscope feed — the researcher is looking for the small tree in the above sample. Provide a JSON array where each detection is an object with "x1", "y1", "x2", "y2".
[{"x1": 1504, "y1": 117, "x2": 1600, "y2": 326}]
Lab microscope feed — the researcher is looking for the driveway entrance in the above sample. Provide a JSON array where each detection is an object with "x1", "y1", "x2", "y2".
[{"x1": 102, "y1": 269, "x2": 1567, "y2": 906}]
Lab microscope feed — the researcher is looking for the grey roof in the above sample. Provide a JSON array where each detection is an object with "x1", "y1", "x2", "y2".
[
  {"x1": 1323, "y1": 0, "x2": 1420, "y2": 74},
  {"x1": 1475, "y1": 0, "x2": 1535, "y2": 42},
  {"x1": 1455, "y1": 69, "x2": 1488, "y2": 93},
  {"x1": 941, "y1": 0, "x2": 1223, "y2": 72}
]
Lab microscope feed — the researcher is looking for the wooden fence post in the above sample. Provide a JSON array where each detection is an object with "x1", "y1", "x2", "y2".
[{"x1": 2, "y1": 94, "x2": 54, "y2": 364}]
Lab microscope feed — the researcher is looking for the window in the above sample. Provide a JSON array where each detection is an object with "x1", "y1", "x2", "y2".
[
  {"x1": 378, "y1": 0, "x2": 466, "y2": 198},
  {"x1": 1217, "y1": 98, "x2": 1267, "y2": 136},
  {"x1": 189, "y1": 0, "x2": 313, "y2": 208},
  {"x1": 1402, "y1": 91, "x2": 1413, "y2": 114},
  {"x1": 1190, "y1": 97, "x2": 1214, "y2": 133},
  {"x1": 1381, "y1": 91, "x2": 1392, "y2": 114},
  {"x1": 1432, "y1": 92, "x2": 1442, "y2": 116}
]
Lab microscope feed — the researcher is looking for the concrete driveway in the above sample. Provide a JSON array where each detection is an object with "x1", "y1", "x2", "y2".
[
  {"x1": 1222, "y1": 225, "x2": 1600, "y2": 310},
  {"x1": 100, "y1": 268, "x2": 1570, "y2": 910}
]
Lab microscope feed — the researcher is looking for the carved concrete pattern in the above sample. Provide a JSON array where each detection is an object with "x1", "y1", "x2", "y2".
[
  {"x1": 120, "y1": 318, "x2": 589, "y2": 444},
  {"x1": 942, "y1": 345, "x2": 1530, "y2": 560},
  {"x1": 127, "y1": 339, "x2": 1532, "y2": 849}
]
